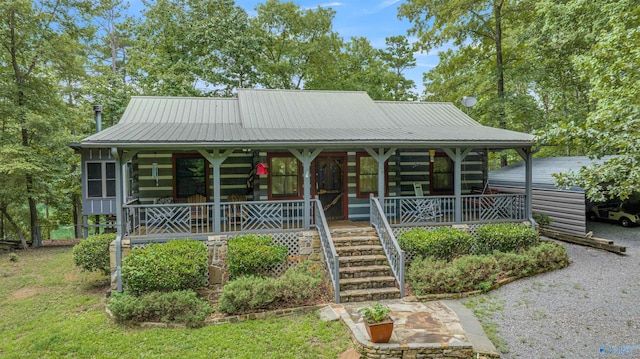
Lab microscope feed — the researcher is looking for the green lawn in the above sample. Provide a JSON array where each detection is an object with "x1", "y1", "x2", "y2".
[{"x1": 0, "y1": 248, "x2": 351, "y2": 358}]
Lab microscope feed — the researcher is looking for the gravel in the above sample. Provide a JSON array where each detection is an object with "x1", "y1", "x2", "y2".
[{"x1": 462, "y1": 221, "x2": 640, "y2": 358}]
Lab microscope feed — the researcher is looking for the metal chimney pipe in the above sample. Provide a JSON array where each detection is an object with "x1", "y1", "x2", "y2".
[{"x1": 94, "y1": 105, "x2": 103, "y2": 133}]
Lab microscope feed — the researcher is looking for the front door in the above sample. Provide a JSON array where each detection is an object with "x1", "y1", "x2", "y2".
[{"x1": 314, "y1": 154, "x2": 347, "y2": 220}]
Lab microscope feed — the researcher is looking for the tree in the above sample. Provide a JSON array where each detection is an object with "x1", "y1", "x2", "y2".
[
  {"x1": 548, "y1": 0, "x2": 640, "y2": 201},
  {"x1": 379, "y1": 35, "x2": 417, "y2": 101},
  {"x1": 0, "y1": 0, "x2": 88, "y2": 246},
  {"x1": 399, "y1": 0, "x2": 537, "y2": 165}
]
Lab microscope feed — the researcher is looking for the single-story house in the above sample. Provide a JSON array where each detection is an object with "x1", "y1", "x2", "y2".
[{"x1": 72, "y1": 89, "x2": 536, "y2": 300}]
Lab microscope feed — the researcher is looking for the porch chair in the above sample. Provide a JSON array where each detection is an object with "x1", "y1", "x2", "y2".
[
  {"x1": 412, "y1": 183, "x2": 442, "y2": 220},
  {"x1": 188, "y1": 194, "x2": 208, "y2": 229},
  {"x1": 225, "y1": 193, "x2": 247, "y2": 228}
]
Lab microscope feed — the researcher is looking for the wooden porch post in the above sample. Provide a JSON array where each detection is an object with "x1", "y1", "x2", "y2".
[
  {"x1": 290, "y1": 149, "x2": 322, "y2": 230},
  {"x1": 199, "y1": 149, "x2": 234, "y2": 233},
  {"x1": 443, "y1": 148, "x2": 471, "y2": 223},
  {"x1": 364, "y1": 147, "x2": 396, "y2": 202},
  {"x1": 517, "y1": 148, "x2": 534, "y2": 226}
]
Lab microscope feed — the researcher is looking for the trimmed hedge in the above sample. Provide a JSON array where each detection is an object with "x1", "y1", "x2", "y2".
[
  {"x1": 107, "y1": 290, "x2": 211, "y2": 328},
  {"x1": 227, "y1": 234, "x2": 288, "y2": 278},
  {"x1": 474, "y1": 223, "x2": 537, "y2": 254},
  {"x1": 73, "y1": 233, "x2": 117, "y2": 276},
  {"x1": 121, "y1": 239, "x2": 208, "y2": 295},
  {"x1": 218, "y1": 262, "x2": 324, "y2": 315},
  {"x1": 407, "y1": 241, "x2": 569, "y2": 295},
  {"x1": 398, "y1": 227, "x2": 474, "y2": 260}
]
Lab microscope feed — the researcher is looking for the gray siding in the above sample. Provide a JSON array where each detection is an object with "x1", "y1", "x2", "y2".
[
  {"x1": 492, "y1": 185, "x2": 586, "y2": 235},
  {"x1": 81, "y1": 148, "x2": 116, "y2": 215}
]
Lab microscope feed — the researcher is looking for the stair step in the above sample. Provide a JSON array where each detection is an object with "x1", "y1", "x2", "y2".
[
  {"x1": 335, "y1": 245, "x2": 385, "y2": 256},
  {"x1": 332, "y1": 236, "x2": 380, "y2": 247},
  {"x1": 339, "y1": 265, "x2": 393, "y2": 279},
  {"x1": 339, "y1": 276, "x2": 397, "y2": 290},
  {"x1": 330, "y1": 228, "x2": 377, "y2": 238},
  {"x1": 340, "y1": 287, "x2": 401, "y2": 303},
  {"x1": 339, "y1": 254, "x2": 389, "y2": 267}
]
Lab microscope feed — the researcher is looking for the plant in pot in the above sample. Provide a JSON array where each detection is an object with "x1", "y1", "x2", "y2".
[{"x1": 358, "y1": 302, "x2": 394, "y2": 343}]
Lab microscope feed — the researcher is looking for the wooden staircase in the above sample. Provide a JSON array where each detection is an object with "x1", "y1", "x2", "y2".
[{"x1": 331, "y1": 227, "x2": 401, "y2": 303}]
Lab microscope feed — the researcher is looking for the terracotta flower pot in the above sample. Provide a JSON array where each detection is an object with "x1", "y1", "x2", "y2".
[{"x1": 363, "y1": 318, "x2": 394, "y2": 343}]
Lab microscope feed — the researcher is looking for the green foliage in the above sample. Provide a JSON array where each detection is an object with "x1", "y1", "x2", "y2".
[
  {"x1": 398, "y1": 227, "x2": 473, "y2": 261},
  {"x1": 218, "y1": 262, "x2": 324, "y2": 315},
  {"x1": 526, "y1": 241, "x2": 569, "y2": 271},
  {"x1": 107, "y1": 290, "x2": 211, "y2": 328},
  {"x1": 407, "y1": 255, "x2": 499, "y2": 294},
  {"x1": 8, "y1": 253, "x2": 19, "y2": 262},
  {"x1": 474, "y1": 224, "x2": 538, "y2": 254},
  {"x1": 358, "y1": 302, "x2": 390, "y2": 324},
  {"x1": 72, "y1": 233, "x2": 116, "y2": 276},
  {"x1": 532, "y1": 213, "x2": 552, "y2": 228},
  {"x1": 493, "y1": 251, "x2": 536, "y2": 277},
  {"x1": 121, "y1": 239, "x2": 208, "y2": 295},
  {"x1": 227, "y1": 234, "x2": 288, "y2": 278}
]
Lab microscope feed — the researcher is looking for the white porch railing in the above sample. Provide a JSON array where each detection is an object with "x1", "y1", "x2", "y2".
[
  {"x1": 382, "y1": 193, "x2": 526, "y2": 226},
  {"x1": 370, "y1": 195, "x2": 404, "y2": 298},
  {"x1": 123, "y1": 200, "x2": 307, "y2": 238}
]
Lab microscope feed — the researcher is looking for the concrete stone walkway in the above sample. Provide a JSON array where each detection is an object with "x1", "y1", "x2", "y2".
[{"x1": 320, "y1": 299, "x2": 499, "y2": 359}]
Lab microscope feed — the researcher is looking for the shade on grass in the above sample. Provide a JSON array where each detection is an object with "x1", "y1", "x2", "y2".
[{"x1": 0, "y1": 247, "x2": 351, "y2": 359}]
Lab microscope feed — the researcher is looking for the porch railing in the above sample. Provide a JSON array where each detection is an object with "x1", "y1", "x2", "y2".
[
  {"x1": 313, "y1": 196, "x2": 340, "y2": 303},
  {"x1": 383, "y1": 193, "x2": 526, "y2": 226},
  {"x1": 370, "y1": 195, "x2": 404, "y2": 298},
  {"x1": 123, "y1": 199, "x2": 307, "y2": 238}
]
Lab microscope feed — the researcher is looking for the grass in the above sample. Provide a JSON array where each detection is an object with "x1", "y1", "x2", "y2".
[
  {"x1": 0, "y1": 247, "x2": 351, "y2": 358},
  {"x1": 49, "y1": 225, "x2": 75, "y2": 240},
  {"x1": 463, "y1": 294, "x2": 509, "y2": 354}
]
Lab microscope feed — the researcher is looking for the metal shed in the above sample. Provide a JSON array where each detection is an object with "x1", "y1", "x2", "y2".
[{"x1": 489, "y1": 156, "x2": 611, "y2": 236}]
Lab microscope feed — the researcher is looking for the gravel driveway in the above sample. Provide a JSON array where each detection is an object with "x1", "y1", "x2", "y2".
[{"x1": 462, "y1": 222, "x2": 640, "y2": 358}]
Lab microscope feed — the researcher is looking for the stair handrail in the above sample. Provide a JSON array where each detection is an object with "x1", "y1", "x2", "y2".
[
  {"x1": 370, "y1": 194, "x2": 404, "y2": 298},
  {"x1": 313, "y1": 195, "x2": 340, "y2": 303}
]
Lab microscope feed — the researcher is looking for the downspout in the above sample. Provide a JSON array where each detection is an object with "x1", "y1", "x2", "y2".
[{"x1": 111, "y1": 147, "x2": 124, "y2": 292}]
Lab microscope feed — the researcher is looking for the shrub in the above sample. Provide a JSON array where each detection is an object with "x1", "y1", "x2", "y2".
[
  {"x1": 8, "y1": 253, "x2": 19, "y2": 262},
  {"x1": 493, "y1": 251, "x2": 536, "y2": 277},
  {"x1": 121, "y1": 239, "x2": 208, "y2": 295},
  {"x1": 218, "y1": 262, "x2": 325, "y2": 315},
  {"x1": 217, "y1": 275, "x2": 280, "y2": 314},
  {"x1": 107, "y1": 290, "x2": 211, "y2": 328},
  {"x1": 532, "y1": 212, "x2": 552, "y2": 229},
  {"x1": 407, "y1": 255, "x2": 499, "y2": 294},
  {"x1": 398, "y1": 227, "x2": 474, "y2": 261},
  {"x1": 474, "y1": 223, "x2": 537, "y2": 254},
  {"x1": 526, "y1": 241, "x2": 569, "y2": 271},
  {"x1": 73, "y1": 233, "x2": 116, "y2": 275},
  {"x1": 227, "y1": 234, "x2": 288, "y2": 278}
]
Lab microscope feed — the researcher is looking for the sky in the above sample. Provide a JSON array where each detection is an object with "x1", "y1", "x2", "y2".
[{"x1": 127, "y1": 0, "x2": 437, "y2": 95}]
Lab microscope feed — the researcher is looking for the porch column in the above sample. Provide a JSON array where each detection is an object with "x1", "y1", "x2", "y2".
[
  {"x1": 199, "y1": 149, "x2": 234, "y2": 233},
  {"x1": 443, "y1": 148, "x2": 471, "y2": 223},
  {"x1": 364, "y1": 147, "x2": 396, "y2": 202},
  {"x1": 290, "y1": 148, "x2": 322, "y2": 230},
  {"x1": 516, "y1": 148, "x2": 534, "y2": 226}
]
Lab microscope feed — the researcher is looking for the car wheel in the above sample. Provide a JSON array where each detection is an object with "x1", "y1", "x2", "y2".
[
  {"x1": 620, "y1": 217, "x2": 632, "y2": 227},
  {"x1": 587, "y1": 212, "x2": 598, "y2": 222}
]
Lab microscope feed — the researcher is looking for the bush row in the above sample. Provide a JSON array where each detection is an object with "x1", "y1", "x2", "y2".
[
  {"x1": 398, "y1": 223, "x2": 538, "y2": 260},
  {"x1": 217, "y1": 262, "x2": 324, "y2": 315},
  {"x1": 407, "y1": 241, "x2": 569, "y2": 295},
  {"x1": 107, "y1": 290, "x2": 211, "y2": 328}
]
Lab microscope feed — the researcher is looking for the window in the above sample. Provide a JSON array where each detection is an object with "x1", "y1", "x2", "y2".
[
  {"x1": 357, "y1": 154, "x2": 378, "y2": 197},
  {"x1": 86, "y1": 162, "x2": 116, "y2": 198},
  {"x1": 430, "y1": 154, "x2": 453, "y2": 194},
  {"x1": 174, "y1": 155, "x2": 208, "y2": 199},
  {"x1": 269, "y1": 155, "x2": 300, "y2": 198}
]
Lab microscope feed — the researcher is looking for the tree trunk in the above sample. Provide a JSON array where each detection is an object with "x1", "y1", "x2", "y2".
[
  {"x1": 494, "y1": 1, "x2": 507, "y2": 167},
  {"x1": 73, "y1": 193, "x2": 82, "y2": 239},
  {"x1": 0, "y1": 205, "x2": 29, "y2": 250}
]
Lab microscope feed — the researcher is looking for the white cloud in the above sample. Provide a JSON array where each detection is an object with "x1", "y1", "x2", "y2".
[
  {"x1": 304, "y1": 2, "x2": 343, "y2": 10},
  {"x1": 377, "y1": 0, "x2": 401, "y2": 10}
]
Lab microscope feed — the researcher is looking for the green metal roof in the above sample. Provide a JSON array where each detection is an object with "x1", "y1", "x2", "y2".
[{"x1": 80, "y1": 89, "x2": 535, "y2": 149}]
